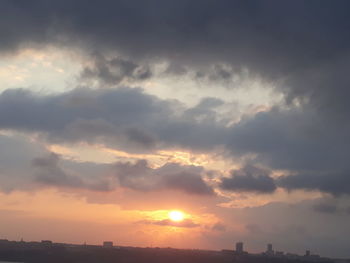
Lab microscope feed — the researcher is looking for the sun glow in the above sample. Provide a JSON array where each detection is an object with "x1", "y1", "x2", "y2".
[{"x1": 168, "y1": 210, "x2": 184, "y2": 222}]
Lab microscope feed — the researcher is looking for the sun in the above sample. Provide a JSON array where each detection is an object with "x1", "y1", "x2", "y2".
[{"x1": 168, "y1": 210, "x2": 184, "y2": 222}]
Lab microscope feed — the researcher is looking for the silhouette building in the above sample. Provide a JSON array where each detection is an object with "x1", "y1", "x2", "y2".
[
  {"x1": 235, "y1": 242, "x2": 243, "y2": 254},
  {"x1": 103, "y1": 241, "x2": 113, "y2": 248},
  {"x1": 41, "y1": 240, "x2": 52, "y2": 247},
  {"x1": 266, "y1": 243, "x2": 274, "y2": 255}
]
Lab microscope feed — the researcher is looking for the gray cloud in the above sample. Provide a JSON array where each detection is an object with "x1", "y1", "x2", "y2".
[
  {"x1": 1, "y1": 1, "x2": 349, "y2": 76},
  {"x1": 226, "y1": 107, "x2": 350, "y2": 196},
  {"x1": 312, "y1": 203, "x2": 338, "y2": 215},
  {"x1": 0, "y1": 134, "x2": 113, "y2": 193},
  {"x1": 81, "y1": 53, "x2": 152, "y2": 86},
  {"x1": 0, "y1": 134, "x2": 215, "y2": 195},
  {"x1": 220, "y1": 165, "x2": 276, "y2": 193},
  {"x1": 1, "y1": 0, "x2": 350, "y2": 120},
  {"x1": 278, "y1": 171, "x2": 350, "y2": 196},
  {"x1": 2, "y1": 87, "x2": 350, "y2": 197},
  {"x1": 33, "y1": 153, "x2": 84, "y2": 188},
  {"x1": 0, "y1": 134, "x2": 46, "y2": 193},
  {"x1": 113, "y1": 160, "x2": 214, "y2": 196},
  {"x1": 1, "y1": 1, "x2": 350, "y2": 199},
  {"x1": 227, "y1": 108, "x2": 343, "y2": 171},
  {"x1": 0, "y1": 87, "x2": 229, "y2": 153},
  {"x1": 33, "y1": 153, "x2": 112, "y2": 191}
]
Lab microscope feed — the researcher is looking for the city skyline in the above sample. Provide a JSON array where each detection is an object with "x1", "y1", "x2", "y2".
[{"x1": 0, "y1": 238, "x2": 325, "y2": 260}]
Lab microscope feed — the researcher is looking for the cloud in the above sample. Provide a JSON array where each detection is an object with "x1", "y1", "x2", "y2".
[
  {"x1": 1, "y1": 0, "x2": 350, "y2": 122},
  {"x1": 113, "y1": 160, "x2": 214, "y2": 196},
  {"x1": 278, "y1": 171, "x2": 350, "y2": 196},
  {"x1": 0, "y1": 134, "x2": 115, "y2": 193},
  {"x1": 33, "y1": 153, "x2": 112, "y2": 191},
  {"x1": 0, "y1": 87, "x2": 229, "y2": 153},
  {"x1": 312, "y1": 203, "x2": 338, "y2": 215},
  {"x1": 1, "y1": 1, "x2": 350, "y2": 200},
  {"x1": 226, "y1": 107, "x2": 350, "y2": 196},
  {"x1": 0, "y1": 134, "x2": 46, "y2": 193},
  {"x1": 2, "y1": 87, "x2": 350, "y2": 197},
  {"x1": 1, "y1": 1, "x2": 348, "y2": 76},
  {"x1": 220, "y1": 165, "x2": 276, "y2": 193},
  {"x1": 227, "y1": 108, "x2": 341, "y2": 171},
  {"x1": 140, "y1": 218, "x2": 199, "y2": 228},
  {"x1": 33, "y1": 153, "x2": 83, "y2": 187},
  {"x1": 211, "y1": 222, "x2": 226, "y2": 232},
  {"x1": 0, "y1": 134, "x2": 214, "y2": 196},
  {"x1": 80, "y1": 53, "x2": 152, "y2": 86}
]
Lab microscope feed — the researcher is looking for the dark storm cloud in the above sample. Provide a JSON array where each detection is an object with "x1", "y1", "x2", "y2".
[
  {"x1": 2, "y1": 1, "x2": 349, "y2": 74},
  {"x1": 227, "y1": 108, "x2": 350, "y2": 172},
  {"x1": 113, "y1": 160, "x2": 214, "y2": 196},
  {"x1": 226, "y1": 107, "x2": 350, "y2": 196},
  {"x1": 0, "y1": 87, "x2": 228, "y2": 152},
  {"x1": 2, "y1": 87, "x2": 350, "y2": 196},
  {"x1": 277, "y1": 171, "x2": 350, "y2": 196},
  {"x1": 0, "y1": 0, "x2": 348, "y2": 85},
  {"x1": 220, "y1": 165, "x2": 276, "y2": 193},
  {"x1": 1, "y1": 1, "x2": 350, "y2": 132},
  {"x1": 2, "y1": 86, "x2": 350, "y2": 196},
  {"x1": 1, "y1": 0, "x2": 350, "y2": 118},
  {"x1": 1, "y1": 0, "x2": 350, "y2": 198}
]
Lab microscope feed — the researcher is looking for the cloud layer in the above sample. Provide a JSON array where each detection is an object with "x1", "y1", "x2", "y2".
[{"x1": 220, "y1": 165, "x2": 276, "y2": 193}]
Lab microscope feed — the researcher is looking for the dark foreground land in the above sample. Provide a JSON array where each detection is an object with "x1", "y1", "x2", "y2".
[{"x1": 0, "y1": 240, "x2": 346, "y2": 263}]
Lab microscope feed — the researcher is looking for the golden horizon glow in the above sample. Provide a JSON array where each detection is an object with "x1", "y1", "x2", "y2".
[{"x1": 168, "y1": 210, "x2": 185, "y2": 222}]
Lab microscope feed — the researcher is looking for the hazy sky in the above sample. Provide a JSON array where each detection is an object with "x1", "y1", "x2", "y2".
[{"x1": 1, "y1": 0, "x2": 350, "y2": 258}]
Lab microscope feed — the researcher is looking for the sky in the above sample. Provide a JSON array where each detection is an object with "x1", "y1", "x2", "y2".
[{"x1": 1, "y1": 0, "x2": 350, "y2": 258}]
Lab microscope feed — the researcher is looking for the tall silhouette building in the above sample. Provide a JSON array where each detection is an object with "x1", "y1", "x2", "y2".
[
  {"x1": 236, "y1": 242, "x2": 243, "y2": 254},
  {"x1": 267, "y1": 243, "x2": 274, "y2": 255}
]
